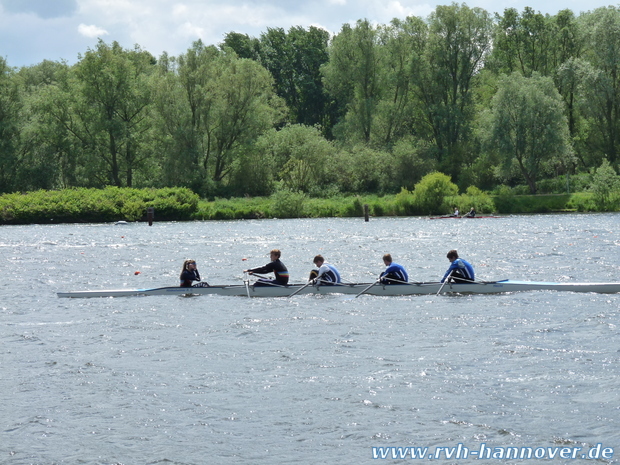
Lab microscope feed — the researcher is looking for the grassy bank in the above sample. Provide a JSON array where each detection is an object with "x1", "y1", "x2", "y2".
[{"x1": 0, "y1": 187, "x2": 606, "y2": 225}]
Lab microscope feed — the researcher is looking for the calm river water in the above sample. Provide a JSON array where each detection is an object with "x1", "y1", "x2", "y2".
[{"x1": 1, "y1": 214, "x2": 619, "y2": 464}]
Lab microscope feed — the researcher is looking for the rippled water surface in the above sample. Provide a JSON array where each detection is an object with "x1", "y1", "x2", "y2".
[{"x1": 1, "y1": 214, "x2": 619, "y2": 464}]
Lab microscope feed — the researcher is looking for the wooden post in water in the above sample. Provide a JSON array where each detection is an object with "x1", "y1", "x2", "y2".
[
  {"x1": 147, "y1": 207, "x2": 154, "y2": 226},
  {"x1": 363, "y1": 204, "x2": 369, "y2": 222}
]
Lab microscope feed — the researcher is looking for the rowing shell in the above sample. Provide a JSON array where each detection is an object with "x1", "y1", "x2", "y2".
[
  {"x1": 57, "y1": 280, "x2": 620, "y2": 298},
  {"x1": 429, "y1": 215, "x2": 502, "y2": 219}
]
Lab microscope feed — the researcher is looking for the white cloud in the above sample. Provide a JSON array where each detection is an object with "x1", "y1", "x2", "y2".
[
  {"x1": 78, "y1": 23, "x2": 109, "y2": 38},
  {"x1": 177, "y1": 21, "x2": 205, "y2": 41}
]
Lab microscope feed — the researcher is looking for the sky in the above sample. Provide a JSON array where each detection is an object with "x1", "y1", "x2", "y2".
[{"x1": 0, "y1": 0, "x2": 613, "y2": 68}]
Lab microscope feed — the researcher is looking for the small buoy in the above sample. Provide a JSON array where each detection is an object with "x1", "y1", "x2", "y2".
[
  {"x1": 134, "y1": 271, "x2": 141, "y2": 275},
  {"x1": 242, "y1": 258, "x2": 248, "y2": 261}
]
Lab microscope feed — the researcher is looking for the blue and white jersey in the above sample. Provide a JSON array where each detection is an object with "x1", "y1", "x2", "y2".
[
  {"x1": 442, "y1": 258, "x2": 474, "y2": 283},
  {"x1": 317, "y1": 263, "x2": 341, "y2": 284},
  {"x1": 380, "y1": 263, "x2": 409, "y2": 283}
]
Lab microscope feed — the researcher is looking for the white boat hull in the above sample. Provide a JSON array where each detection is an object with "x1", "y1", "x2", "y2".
[{"x1": 57, "y1": 280, "x2": 620, "y2": 298}]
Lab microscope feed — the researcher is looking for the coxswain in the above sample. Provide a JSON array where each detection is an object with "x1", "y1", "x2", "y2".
[{"x1": 180, "y1": 259, "x2": 208, "y2": 287}]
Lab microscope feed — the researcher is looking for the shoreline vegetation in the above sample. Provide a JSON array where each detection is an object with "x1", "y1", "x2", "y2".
[
  {"x1": 6, "y1": 8, "x2": 620, "y2": 216},
  {"x1": 0, "y1": 183, "x2": 613, "y2": 225}
]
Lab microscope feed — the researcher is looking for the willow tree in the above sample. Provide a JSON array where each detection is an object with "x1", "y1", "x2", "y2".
[
  {"x1": 491, "y1": 7, "x2": 556, "y2": 77},
  {"x1": 0, "y1": 57, "x2": 21, "y2": 193},
  {"x1": 207, "y1": 55, "x2": 283, "y2": 182},
  {"x1": 578, "y1": 6, "x2": 620, "y2": 168},
  {"x1": 412, "y1": 3, "x2": 494, "y2": 178},
  {"x1": 73, "y1": 40, "x2": 156, "y2": 187},
  {"x1": 152, "y1": 42, "x2": 284, "y2": 194},
  {"x1": 14, "y1": 60, "x2": 80, "y2": 190},
  {"x1": 374, "y1": 16, "x2": 427, "y2": 147},
  {"x1": 322, "y1": 19, "x2": 385, "y2": 144},
  {"x1": 482, "y1": 73, "x2": 573, "y2": 193}
]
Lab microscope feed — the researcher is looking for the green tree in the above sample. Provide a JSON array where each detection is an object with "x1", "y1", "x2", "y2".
[
  {"x1": 412, "y1": 3, "x2": 493, "y2": 178},
  {"x1": 578, "y1": 6, "x2": 620, "y2": 167},
  {"x1": 225, "y1": 27, "x2": 334, "y2": 134},
  {"x1": 373, "y1": 16, "x2": 427, "y2": 147},
  {"x1": 221, "y1": 32, "x2": 261, "y2": 60},
  {"x1": 234, "y1": 124, "x2": 334, "y2": 195},
  {"x1": 0, "y1": 57, "x2": 21, "y2": 193},
  {"x1": 206, "y1": 54, "x2": 283, "y2": 182},
  {"x1": 14, "y1": 60, "x2": 81, "y2": 190},
  {"x1": 482, "y1": 73, "x2": 573, "y2": 193},
  {"x1": 590, "y1": 158, "x2": 620, "y2": 211},
  {"x1": 411, "y1": 171, "x2": 459, "y2": 214},
  {"x1": 73, "y1": 40, "x2": 156, "y2": 187},
  {"x1": 328, "y1": 145, "x2": 391, "y2": 193},
  {"x1": 322, "y1": 19, "x2": 384, "y2": 144},
  {"x1": 153, "y1": 42, "x2": 283, "y2": 194},
  {"x1": 491, "y1": 7, "x2": 555, "y2": 77}
]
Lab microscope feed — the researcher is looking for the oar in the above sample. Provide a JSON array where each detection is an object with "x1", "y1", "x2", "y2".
[
  {"x1": 449, "y1": 277, "x2": 495, "y2": 284},
  {"x1": 244, "y1": 272, "x2": 251, "y2": 298},
  {"x1": 288, "y1": 280, "x2": 314, "y2": 297},
  {"x1": 290, "y1": 276, "x2": 346, "y2": 297},
  {"x1": 436, "y1": 271, "x2": 453, "y2": 296},
  {"x1": 382, "y1": 277, "x2": 424, "y2": 285},
  {"x1": 354, "y1": 279, "x2": 381, "y2": 298}
]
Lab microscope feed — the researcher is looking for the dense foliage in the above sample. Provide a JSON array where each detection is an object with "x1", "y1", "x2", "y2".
[
  {"x1": 2, "y1": 3, "x2": 620, "y2": 202},
  {"x1": 0, "y1": 187, "x2": 199, "y2": 224},
  {"x1": 0, "y1": 182, "x2": 600, "y2": 225}
]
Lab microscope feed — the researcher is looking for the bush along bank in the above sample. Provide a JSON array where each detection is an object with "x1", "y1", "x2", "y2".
[
  {"x1": 0, "y1": 187, "x2": 200, "y2": 224},
  {"x1": 0, "y1": 187, "x2": 606, "y2": 225}
]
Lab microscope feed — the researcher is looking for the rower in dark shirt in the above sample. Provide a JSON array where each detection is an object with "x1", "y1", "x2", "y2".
[
  {"x1": 464, "y1": 207, "x2": 476, "y2": 217},
  {"x1": 244, "y1": 249, "x2": 289, "y2": 286},
  {"x1": 180, "y1": 259, "x2": 202, "y2": 287}
]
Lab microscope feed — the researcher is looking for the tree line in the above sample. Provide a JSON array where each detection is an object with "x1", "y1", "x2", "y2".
[{"x1": 2, "y1": 3, "x2": 620, "y2": 198}]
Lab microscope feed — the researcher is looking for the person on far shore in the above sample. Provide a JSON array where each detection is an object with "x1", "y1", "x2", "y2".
[
  {"x1": 311, "y1": 255, "x2": 341, "y2": 285},
  {"x1": 244, "y1": 249, "x2": 289, "y2": 286},
  {"x1": 464, "y1": 207, "x2": 476, "y2": 217},
  {"x1": 180, "y1": 259, "x2": 208, "y2": 287},
  {"x1": 452, "y1": 206, "x2": 460, "y2": 217},
  {"x1": 441, "y1": 250, "x2": 475, "y2": 284},
  {"x1": 379, "y1": 254, "x2": 409, "y2": 284}
]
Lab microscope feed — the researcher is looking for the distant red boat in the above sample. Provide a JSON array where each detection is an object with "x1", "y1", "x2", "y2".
[{"x1": 429, "y1": 215, "x2": 502, "y2": 219}]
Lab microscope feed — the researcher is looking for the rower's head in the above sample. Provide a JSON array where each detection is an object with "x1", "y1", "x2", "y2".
[
  {"x1": 183, "y1": 259, "x2": 197, "y2": 270},
  {"x1": 447, "y1": 250, "x2": 459, "y2": 262},
  {"x1": 270, "y1": 249, "x2": 281, "y2": 260},
  {"x1": 383, "y1": 253, "x2": 392, "y2": 266},
  {"x1": 313, "y1": 254, "x2": 324, "y2": 266}
]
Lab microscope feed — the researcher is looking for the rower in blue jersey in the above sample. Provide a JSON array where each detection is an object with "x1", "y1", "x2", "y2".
[
  {"x1": 441, "y1": 249, "x2": 475, "y2": 284},
  {"x1": 379, "y1": 254, "x2": 409, "y2": 284},
  {"x1": 311, "y1": 255, "x2": 341, "y2": 285}
]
